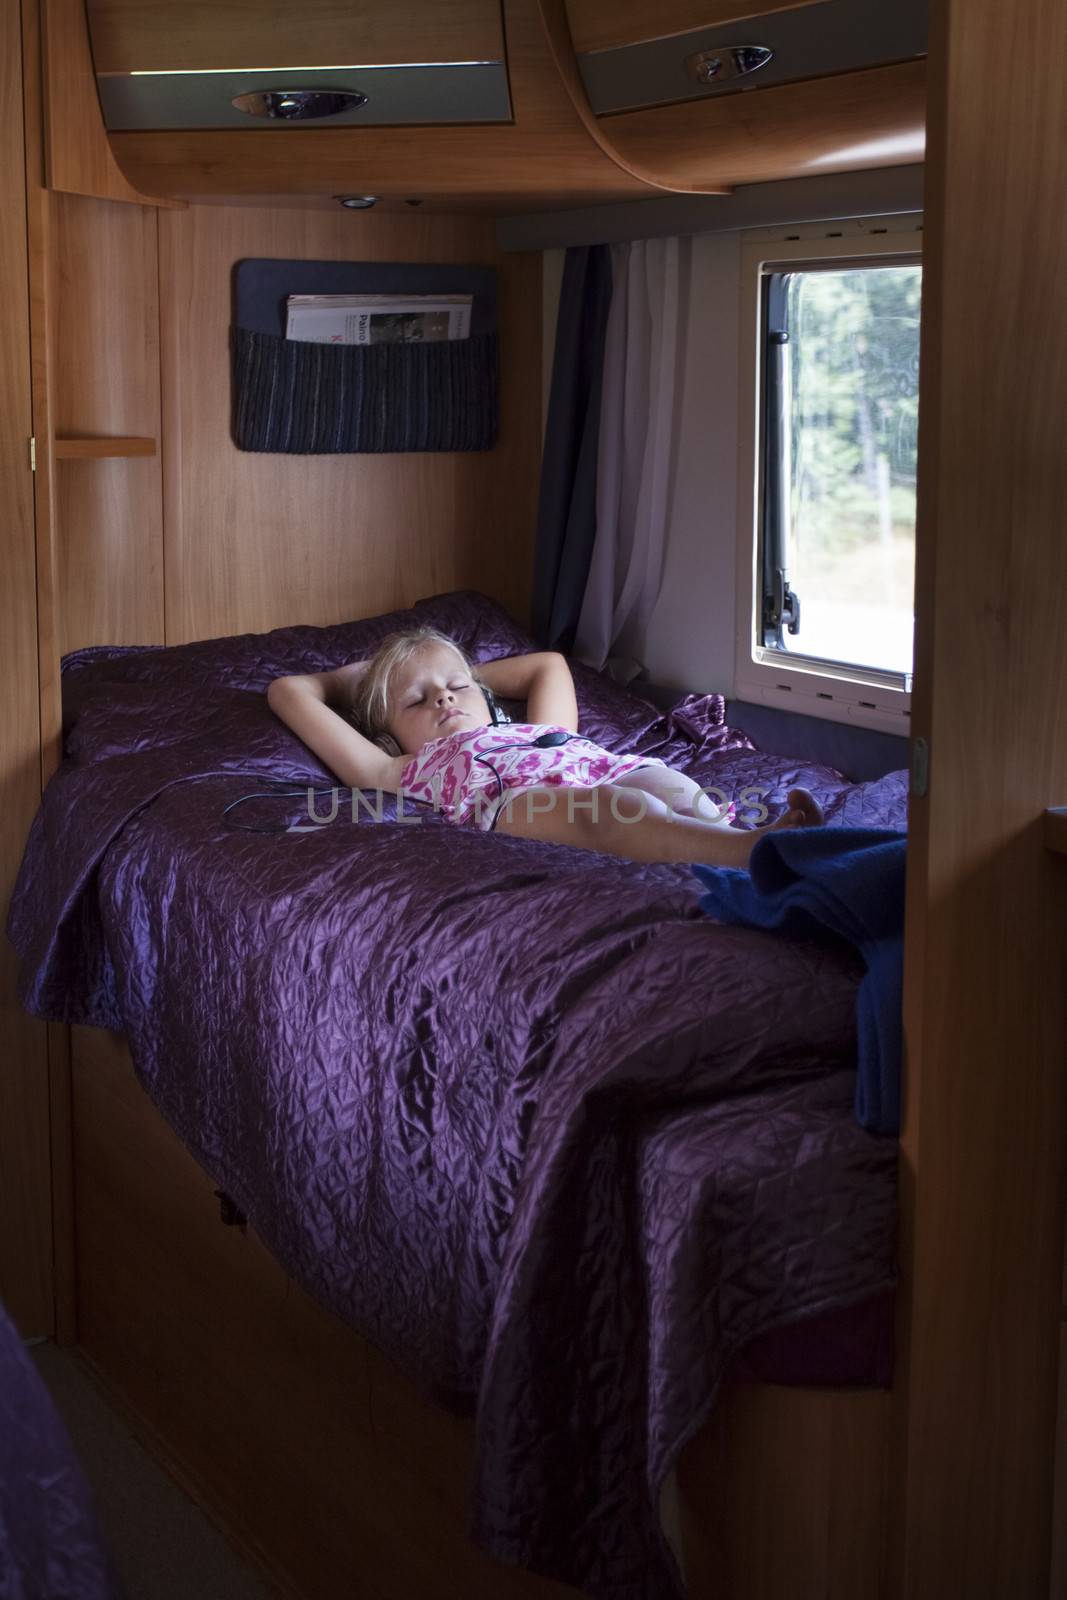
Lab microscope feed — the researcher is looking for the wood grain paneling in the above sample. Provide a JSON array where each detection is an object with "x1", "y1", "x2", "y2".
[
  {"x1": 536, "y1": 0, "x2": 728, "y2": 193},
  {"x1": 22, "y1": 1, "x2": 63, "y2": 783},
  {"x1": 107, "y1": 0, "x2": 659, "y2": 208},
  {"x1": 1, "y1": 0, "x2": 53, "y2": 1336},
  {"x1": 678, "y1": 1382, "x2": 889, "y2": 1598},
  {"x1": 893, "y1": 0, "x2": 1067, "y2": 1592},
  {"x1": 87, "y1": 0, "x2": 506, "y2": 75},
  {"x1": 158, "y1": 205, "x2": 539, "y2": 643},
  {"x1": 567, "y1": 0, "x2": 830, "y2": 55},
  {"x1": 20, "y1": 1, "x2": 166, "y2": 1342},
  {"x1": 72, "y1": 1028, "x2": 890, "y2": 1598},
  {"x1": 601, "y1": 59, "x2": 927, "y2": 190},
  {"x1": 71, "y1": 1028, "x2": 579, "y2": 1600},
  {"x1": 50, "y1": 196, "x2": 160, "y2": 436},
  {"x1": 54, "y1": 458, "x2": 165, "y2": 651},
  {"x1": 50, "y1": 193, "x2": 164, "y2": 653},
  {"x1": 22, "y1": 3, "x2": 76, "y2": 1347},
  {"x1": 41, "y1": 0, "x2": 179, "y2": 205}
]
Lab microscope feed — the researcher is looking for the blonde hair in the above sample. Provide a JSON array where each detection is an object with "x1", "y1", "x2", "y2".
[{"x1": 350, "y1": 628, "x2": 481, "y2": 756}]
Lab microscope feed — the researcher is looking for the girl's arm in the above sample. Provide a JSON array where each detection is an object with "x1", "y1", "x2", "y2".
[
  {"x1": 477, "y1": 652, "x2": 578, "y2": 731},
  {"x1": 267, "y1": 665, "x2": 407, "y2": 790}
]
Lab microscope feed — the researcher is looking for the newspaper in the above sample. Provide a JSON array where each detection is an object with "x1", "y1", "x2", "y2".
[{"x1": 285, "y1": 293, "x2": 473, "y2": 345}]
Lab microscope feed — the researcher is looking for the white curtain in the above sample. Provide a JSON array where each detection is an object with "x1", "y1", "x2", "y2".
[{"x1": 573, "y1": 236, "x2": 691, "y2": 673}]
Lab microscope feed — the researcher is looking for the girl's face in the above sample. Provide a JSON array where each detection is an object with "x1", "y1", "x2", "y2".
[{"x1": 387, "y1": 643, "x2": 492, "y2": 756}]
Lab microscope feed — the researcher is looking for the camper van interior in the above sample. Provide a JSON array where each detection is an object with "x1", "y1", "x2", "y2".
[{"x1": 1, "y1": 1, "x2": 1065, "y2": 1597}]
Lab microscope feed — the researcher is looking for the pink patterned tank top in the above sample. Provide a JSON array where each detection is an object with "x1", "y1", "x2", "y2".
[{"x1": 398, "y1": 723, "x2": 670, "y2": 832}]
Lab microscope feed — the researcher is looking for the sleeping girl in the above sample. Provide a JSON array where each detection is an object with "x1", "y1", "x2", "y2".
[{"x1": 267, "y1": 627, "x2": 822, "y2": 867}]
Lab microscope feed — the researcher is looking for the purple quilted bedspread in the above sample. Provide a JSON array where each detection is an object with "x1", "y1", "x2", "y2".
[
  {"x1": 0, "y1": 1302, "x2": 121, "y2": 1599},
  {"x1": 7, "y1": 593, "x2": 905, "y2": 1599}
]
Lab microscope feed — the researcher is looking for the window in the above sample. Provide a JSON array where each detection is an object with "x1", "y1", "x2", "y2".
[{"x1": 737, "y1": 222, "x2": 922, "y2": 730}]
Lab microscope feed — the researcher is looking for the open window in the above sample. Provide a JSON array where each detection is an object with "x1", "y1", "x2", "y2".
[{"x1": 737, "y1": 221, "x2": 922, "y2": 731}]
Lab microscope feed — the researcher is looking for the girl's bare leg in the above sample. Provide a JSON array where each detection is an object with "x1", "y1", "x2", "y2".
[
  {"x1": 493, "y1": 784, "x2": 822, "y2": 868},
  {"x1": 611, "y1": 767, "x2": 736, "y2": 824}
]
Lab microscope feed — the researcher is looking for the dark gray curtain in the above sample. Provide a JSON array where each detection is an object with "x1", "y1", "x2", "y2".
[{"x1": 531, "y1": 246, "x2": 613, "y2": 652}]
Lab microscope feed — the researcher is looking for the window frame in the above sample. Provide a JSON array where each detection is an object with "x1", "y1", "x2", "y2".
[{"x1": 734, "y1": 217, "x2": 923, "y2": 734}]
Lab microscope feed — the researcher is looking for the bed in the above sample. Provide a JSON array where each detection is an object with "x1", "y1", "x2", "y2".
[{"x1": 8, "y1": 590, "x2": 906, "y2": 1599}]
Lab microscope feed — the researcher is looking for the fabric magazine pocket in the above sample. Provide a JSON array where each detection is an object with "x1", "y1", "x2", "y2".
[{"x1": 231, "y1": 326, "x2": 498, "y2": 454}]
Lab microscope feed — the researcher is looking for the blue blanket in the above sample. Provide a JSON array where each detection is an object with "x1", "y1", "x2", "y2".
[{"x1": 694, "y1": 828, "x2": 906, "y2": 1136}]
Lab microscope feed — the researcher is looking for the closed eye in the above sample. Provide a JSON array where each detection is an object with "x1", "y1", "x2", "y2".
[{"x1": 403, "y1": 681, "x2": 467, "y2": 706}]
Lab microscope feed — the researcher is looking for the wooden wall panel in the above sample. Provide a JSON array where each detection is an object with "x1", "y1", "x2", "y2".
[
  {"x1": 54, "y1": 458, "x2": 164, "y2": 652},
  {"x1": 678, "y1": 1383, "x2": 889, "y2": 1599},
  {"x1": 50, "y1": 196, "x2": 160, "y2": 434},
  {"x1": 22, "y1": 0, "x2": 63, "y2": 783},
  {"x1": 1, "y1": 0, "x2": 53, "y2": 1335},
  {"x1": 73, "y1": 1026, "x2": 890, "y2": 1599},
  {"x1": 893, "y1": 0, "x2": 1067, "y2": 1592},
  {"x1": 71, "y1": 1028, "x2": 579, "y2": 1600},
  {"x1": 158, "y1": 205, "x2": 540, "y2": 644},
  {"x1": 87, "y1": 0, "x2": 506, "y2": 74},
  {"x1": 50, "y1": 194, "x2": 164, "y2": 652}
]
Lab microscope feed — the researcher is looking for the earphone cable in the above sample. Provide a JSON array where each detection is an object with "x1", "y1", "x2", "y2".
[
  {"x1": 222, "y1": 784, "x2": 356, "y2": 833},
  {"x1": 221, "y1": 730, "x2": 573, "y2": 833}
]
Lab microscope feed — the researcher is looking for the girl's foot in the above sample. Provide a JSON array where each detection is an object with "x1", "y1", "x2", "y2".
[{"x1": 769, "y1": 787, "x2": 824, "y2": 831}]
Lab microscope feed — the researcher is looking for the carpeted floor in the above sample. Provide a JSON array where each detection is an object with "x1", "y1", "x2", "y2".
[{"x1": 31, "y1": 1341, "x2": 272, "y2": 1599}]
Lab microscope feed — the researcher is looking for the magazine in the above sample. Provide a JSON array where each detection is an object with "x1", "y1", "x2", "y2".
[{"x1": 285, "y1": 293, "x2": 473, "y2": 345}]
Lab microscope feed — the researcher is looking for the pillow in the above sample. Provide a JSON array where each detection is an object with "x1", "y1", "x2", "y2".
[
  {"x1": 64, "y1": 682, "x2": 334, "y2": 781},
  {"x1": 59, "y1": 590, "x2": 750, "y2": 772},
  {"x1": 62, "y1": 591, "x2": 537, "y2": 705}
]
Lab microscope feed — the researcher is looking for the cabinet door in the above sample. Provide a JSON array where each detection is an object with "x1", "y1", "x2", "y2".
[
  {"x1": 84, "y1": 0, "x2": 511, "y2": 132},
  {"x1": 86, "y1": 0, "x2": 506, "y2": 72},
  {"x1": 566, "y1": 0, "x2": 829, "y2": 54}
]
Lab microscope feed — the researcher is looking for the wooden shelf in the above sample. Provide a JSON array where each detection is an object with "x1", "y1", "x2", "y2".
[{"x1": 54, "y1": 435, "x2": 157, "y2": 459}]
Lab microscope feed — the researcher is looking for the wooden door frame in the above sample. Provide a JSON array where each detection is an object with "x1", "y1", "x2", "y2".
[{"x1": 893, "y1": 0, "x2": 1067, "y2": 1591}]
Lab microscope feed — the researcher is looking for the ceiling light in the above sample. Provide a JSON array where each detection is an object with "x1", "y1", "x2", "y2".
[{"x1": 336, "y1": 195, "x2": 379, "y2": 209}]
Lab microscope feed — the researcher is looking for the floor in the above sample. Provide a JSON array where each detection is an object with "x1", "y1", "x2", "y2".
[{"x1": 31, "y1": 1341, "x2": 272, "y2": 1599}]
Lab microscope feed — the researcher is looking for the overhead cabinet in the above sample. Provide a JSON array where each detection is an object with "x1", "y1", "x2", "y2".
[
  {"x1": 568, "y1": 0, "x2": 924, "y2": 115},
  {"x1": 85, "y1": 0, "x2": 927, "y2": 207},
  {"x1": 87, "y1": 0, "x2": 513, "y2": 129}
]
